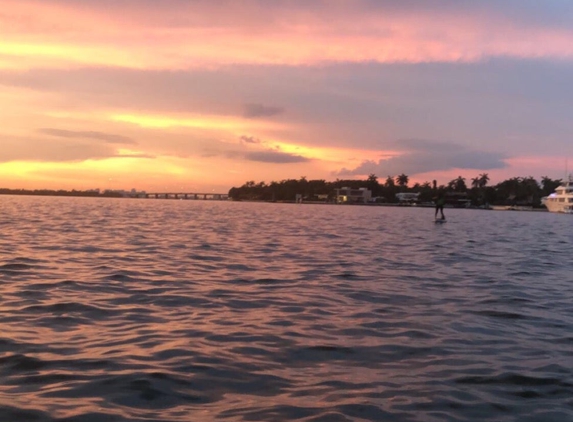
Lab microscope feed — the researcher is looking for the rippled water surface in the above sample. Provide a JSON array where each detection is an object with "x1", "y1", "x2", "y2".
[{"x1": 1, "y1": 196, "x2": 572, "y2": 421}]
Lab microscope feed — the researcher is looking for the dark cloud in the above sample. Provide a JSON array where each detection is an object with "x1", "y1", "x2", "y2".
[
  {"x1": 38, "y1": 128, "x2": 137, "y2": 145},
  {"x1": 245, "y1": 150, "x2": 310, "y2": 163},
  {"x1": 337, "y1": 139, "x2": 508, "y2": 177},
  {"x1": 243, "y1": 103, "x2": 284, "y2": 118},
  {"x1": 240, "y1": 135, "x2": 261, "y2": 144}
]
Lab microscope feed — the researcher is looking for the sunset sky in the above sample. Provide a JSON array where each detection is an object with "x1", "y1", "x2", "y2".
[{"x1": 1, "y1": 0, "x2": 573, "y2": 193}]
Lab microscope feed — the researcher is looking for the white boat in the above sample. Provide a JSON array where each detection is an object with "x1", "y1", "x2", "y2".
[{"x1": 541, "y1": 175, "x2": 573, "y2": 213}]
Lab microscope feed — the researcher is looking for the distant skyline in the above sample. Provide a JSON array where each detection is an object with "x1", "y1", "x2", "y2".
[{"x1": 1, "y1": 0, "x2": 573, "y2": 192}]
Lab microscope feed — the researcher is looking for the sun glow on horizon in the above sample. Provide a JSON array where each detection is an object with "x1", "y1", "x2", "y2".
[
  {"x1": 111, "y1": 113, "x2": 285, "y2": 132},
  {"x1": 267, "y1": 139, "x2": 399, "y2": 166},
  {"x1": 0, "y1": 155, "x2": 195, "y2": 190}
]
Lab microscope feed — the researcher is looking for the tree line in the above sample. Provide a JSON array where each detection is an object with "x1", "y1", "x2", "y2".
[
  {"x1": 228, "y1": 173, "x2": 563, "y2": 207},
  {"x1": 0, "y1": 188, "x2": 124, "y2": 198}
]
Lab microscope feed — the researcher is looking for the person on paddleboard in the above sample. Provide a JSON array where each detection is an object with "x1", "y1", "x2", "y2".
[{"x1": 434, "y1": 191, "x2": 445, "y2": 220}]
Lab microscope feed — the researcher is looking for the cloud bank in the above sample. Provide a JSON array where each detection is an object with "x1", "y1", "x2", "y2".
[
  {"x1": 245, "y1": 150, "x2": 310, "y2": 164},
  {"x1": 243, "y1": 103, "x2": 284, "y2": 118},
  {"x1": 337, "y1": 139, "x2": 508, "y2": 177},
  {"x1": 0, "y1": 135, "x2": 122, "y2": 163},
  {"x1": 4, "y1": 0, "x2": 573, "y2": 70},
  {"x1": 240, "y1": 135, "x2": 261, "y2": 144}
]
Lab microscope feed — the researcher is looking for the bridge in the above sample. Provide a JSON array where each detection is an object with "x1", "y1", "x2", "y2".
[{"x1": 144, "y1": 192, "x2": 229, "y2": 200}]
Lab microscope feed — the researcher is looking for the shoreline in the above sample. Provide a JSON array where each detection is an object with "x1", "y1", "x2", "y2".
[{"x1": 0, "y1": 192, "x2": 550, "y2": 211}]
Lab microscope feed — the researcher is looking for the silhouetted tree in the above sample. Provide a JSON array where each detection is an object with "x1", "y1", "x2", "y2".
[
  {"x1": 395, "y1": 174, "x2": 409, "y2": 190},
  {"x1": 469, "y1": 174, "x2": 489, "y2": 205},
  {"x1": 541, "y1": 176, "x2": 561, "y2": 197},
  {"x1": 417, "y1": 181, "x2": 434, "y2": 202},
  {"x1": 494, "y1": 176, "x2": 541, "y2": 205},
  {"x1": 227, "y1": 173, "x2": 550, "y2": 206},
  {"x1": 478, "y1": 173, "x2": 490, "y2": 188},
  {"x1": 366, "y1": 174, "x2": 380, "y2": 197},
  {"x1": 448, "y1": 176, "x2": 467, "y2": 192},
  {"x1": 383, "y1": 175, "x2": 397, "y2": 201}
]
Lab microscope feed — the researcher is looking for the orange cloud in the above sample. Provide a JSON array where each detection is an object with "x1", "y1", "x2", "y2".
[
  {"x1": 110, "y1": 113, "x2": 284, "y2": 133},
  {"x1": 267, "y1": 139, "x2": 395, "y2": 167},
  {"x1": 0, "y1": 155, "x2": 195, "y2": 190}
]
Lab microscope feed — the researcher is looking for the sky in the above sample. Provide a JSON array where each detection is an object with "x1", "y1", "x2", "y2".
[{"x1": 1, "y1": 0, "x2": 573, "y2": 193}]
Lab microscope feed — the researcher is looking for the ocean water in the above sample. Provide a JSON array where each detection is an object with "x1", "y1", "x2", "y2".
[{"x1": 0, "y1": 196, "x2": 572, "y2": 422}]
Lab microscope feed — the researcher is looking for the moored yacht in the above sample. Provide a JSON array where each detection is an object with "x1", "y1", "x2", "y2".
[{"x1": 541, "y1": 175, "x2": 573, "y2": 213}]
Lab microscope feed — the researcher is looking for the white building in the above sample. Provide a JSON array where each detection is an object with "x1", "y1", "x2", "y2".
[
  {"x1": 395, "y1": 192, "x2": 420, "y2": 203},
  {"x1": 335, "y1": 187, "x2": 372, "y2": 204}
]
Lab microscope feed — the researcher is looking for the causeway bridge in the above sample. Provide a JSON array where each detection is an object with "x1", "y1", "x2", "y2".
[{"x1": 144, "y1": 192, "x2": 229, "y2": 200}]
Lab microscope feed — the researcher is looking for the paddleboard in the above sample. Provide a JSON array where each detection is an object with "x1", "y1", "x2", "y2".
[{"x1": 434, "y1": 219, "x2": 447, "y2": 224}]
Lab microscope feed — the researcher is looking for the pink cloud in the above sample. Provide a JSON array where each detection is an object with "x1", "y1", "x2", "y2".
[{"x1": 3, "y1": 1, "x2": 573, "y2": 70}]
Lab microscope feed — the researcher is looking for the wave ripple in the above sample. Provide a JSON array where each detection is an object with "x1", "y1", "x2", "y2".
[{"x1": 0, "y1": 197, "x2": 572, "y2": 421}]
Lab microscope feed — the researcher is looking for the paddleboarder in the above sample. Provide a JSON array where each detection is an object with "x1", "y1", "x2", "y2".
[{"x1": 434, "y1": 191, "x2": 445, "y2": 220}]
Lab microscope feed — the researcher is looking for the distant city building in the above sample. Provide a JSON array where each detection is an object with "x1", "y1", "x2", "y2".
[
  {"x1": 335, "y1": 187, "x2": 372, "y2": 204},
  {"x1": 103, "y1": 189, "x2": 147, "y2": 198}
]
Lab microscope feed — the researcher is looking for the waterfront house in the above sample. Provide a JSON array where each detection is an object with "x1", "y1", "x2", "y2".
[
  {"x1": 335, "y1": 187, "x2": 372, "y2": 204},
  {"x1": 396, "y1": 192, "x2": 420, "y2": 204}
]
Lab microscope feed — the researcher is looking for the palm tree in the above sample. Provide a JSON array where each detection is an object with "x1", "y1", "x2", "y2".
[
  {"x1": 471, "y1": 177, "x2": 480, "y2": 189},
  {"x1": 417, "y1": 181, "x2": 433, "y2": 202},
  {"x1": 448, "y1": 176, "x2": 467, "y2": 192},
  {"x1": 366, "y1": 174, "x2": 380, "y2": 196},
  {"x1": 395, "y1": 174, "x2": 409, "y2": 188},
  {"x1": 478, "y1": 173, "x2": 489, "y2": 188}
]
